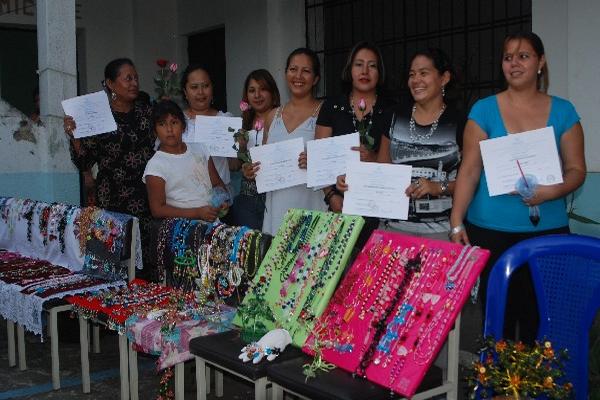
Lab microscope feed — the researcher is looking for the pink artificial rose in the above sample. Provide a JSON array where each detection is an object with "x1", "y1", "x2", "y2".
[
  {"x1": 358, "y1": 98, "x2": 367, "y2": 111},
  {"x1": 169, "y1": 63, "x2": 178, "y2": 73},
  {"x1": 239, "y1": 100, "x2": 250, "y2": 112},
  {"x1": 254, "y1": 119, "x2": 264, "y2": 131}
]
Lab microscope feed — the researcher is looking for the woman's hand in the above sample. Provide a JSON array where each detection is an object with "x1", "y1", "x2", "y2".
[
  {"x1": 336, "y1": 174, "x2": 348, "y2": 192},
  {"x1": 522, "y1": 185, "x2": 552, "y2": 206},
  {"x1": 63, "y1": 116, "x2": 77, "y2": 139},
  {"x1": 351, "y1": 145, "x2": 377, "y2": 162},
  {"x1": 242, "y1": 162, "x2": 260, "y2": 180},
  {"x1": 197, "y1": 205, "x2": 220, "y2": 222},
  {"x1": 329, "y1": 195, "x2": 343, "y2": 213},
  {"x1": 449, "y1": 229, "x2": 470, "y2": 245},
  {"x1": 405, "y1": 177, "x2": 441, "y2": 199},
  {"x1": 298, "y1": 151, "x2": 307, "y2": 169}
]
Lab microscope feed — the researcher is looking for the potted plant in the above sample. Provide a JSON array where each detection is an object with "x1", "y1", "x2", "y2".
[{"x1": 467, "y1": 337, "x2": 573, "y2": 399}]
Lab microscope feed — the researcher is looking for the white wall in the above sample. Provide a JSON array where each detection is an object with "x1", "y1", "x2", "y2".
[
  {"x1": 175, "y1": 0, "x2": 305, "y2": 112},
  {"x1": 132, "y1": 0, "x2": 178, "y2": 97},
  {"x1": 533, "y1": 0, "x2": 600, "y2": 171},
  {"x1": 77, "y1": 0, "x2": 134, "y2": 94}
]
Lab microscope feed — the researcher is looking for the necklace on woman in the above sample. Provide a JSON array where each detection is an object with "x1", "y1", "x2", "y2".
[{"x1": 408, "y1": 103, "x2": 446, "y2": 142}]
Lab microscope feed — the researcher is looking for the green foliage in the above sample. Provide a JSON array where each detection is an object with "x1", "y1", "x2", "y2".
[
  {"x1": 237, "y1": 297, "x2": 275, "y2": 342},
  {"x1": 231, "y1": 127, "x2": 252, "y2": 164}
]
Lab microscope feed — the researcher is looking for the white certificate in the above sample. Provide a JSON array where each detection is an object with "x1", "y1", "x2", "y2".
[
  {"x1": 188, "y1": 116, "x2": 242, "y2": 157},
  {"x1": 480, "y1": 127, "x2": 563, "y2": 196},
  {"x1": 343, "y1": 161, "x2": 412, "y2": 220},
  {"x1": 249, "y1": 138, "x2": 306, "y2": 194},
  {"x1": 306, "y1": 132, "x2": 360, "y2": 187},
  {"x1": 61, "y1": 91, "x2": 117, "y2": 138}
]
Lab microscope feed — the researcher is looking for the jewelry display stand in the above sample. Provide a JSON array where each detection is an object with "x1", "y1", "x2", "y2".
[
  {"x1": 233, "y1": 209, "x2": 364, "y2": 347},
  {"x1": 0, "y1": 197, "x2": 139, "y2": 391},
  {"x1": 304, "y1": 230, "x2": 489, "y2": 397}
]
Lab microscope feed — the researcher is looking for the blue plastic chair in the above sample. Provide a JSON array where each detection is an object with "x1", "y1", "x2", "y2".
[{"x1": 484, "y1": 234, "x2": 600, "y2": 400}]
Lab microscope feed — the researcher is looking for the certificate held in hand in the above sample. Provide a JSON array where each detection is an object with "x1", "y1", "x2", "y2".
[
  {"x1": 249, "y1": 138, "x2": 306, "y2": 194},
  {"x1": 306, "y1": 132, "x2": 360, "y2": 187},
  {"x1": 189, "y1": 115, "x2": 242, "y2": 158},
  {"x1": 342, "y1": 160, "x2": 412, "y2": 220},
  {"x1": 479, "y1": 126, "x2": 563, "y2": 196},
  {"x1": 61, "y1": 91, "x2": 117, "y2": 138}
]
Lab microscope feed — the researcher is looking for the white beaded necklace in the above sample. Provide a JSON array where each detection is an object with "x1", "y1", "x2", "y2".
[{"x1": 408, "y1": 103, "x2": 446, "y2": 142}]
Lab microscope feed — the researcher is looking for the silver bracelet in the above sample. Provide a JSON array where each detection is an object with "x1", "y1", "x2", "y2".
[{"x1": 448, "y1": 223, "x2": 465, "y2": 238}]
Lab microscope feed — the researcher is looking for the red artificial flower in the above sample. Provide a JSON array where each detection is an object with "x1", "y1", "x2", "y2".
[{"x1": 156, "y1": 59, "x2": 168, "y2": 68}]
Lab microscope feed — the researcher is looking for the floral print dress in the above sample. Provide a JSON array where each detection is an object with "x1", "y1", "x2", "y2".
[{"x1": 70, "y1": 101, "x2": 156, "y2": 275}]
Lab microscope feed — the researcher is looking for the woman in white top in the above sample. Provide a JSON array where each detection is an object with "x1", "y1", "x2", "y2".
[
  {"x1": 244, "y1": 48, "x2": 326, "y2": 235},
  {"x1": 143, "y1": 100, "x2": 226, "y2": 220},
  {"x1": 180, "y1": 64, "x2": 232, "y2": 188}
]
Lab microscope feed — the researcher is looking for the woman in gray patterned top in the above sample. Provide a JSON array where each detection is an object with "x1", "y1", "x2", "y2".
[{"x1": 378, "y1": 48, "x2": 464, "y2": 238}]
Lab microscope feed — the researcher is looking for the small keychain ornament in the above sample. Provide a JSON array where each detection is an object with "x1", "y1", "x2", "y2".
[{"x1": 239, "y1": 329, "x2": 292, "y2": 364}]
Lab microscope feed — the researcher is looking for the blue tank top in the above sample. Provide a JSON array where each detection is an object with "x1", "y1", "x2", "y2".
[{"x1": 467, "y1": 95, "x2": 580, "y2": 232}]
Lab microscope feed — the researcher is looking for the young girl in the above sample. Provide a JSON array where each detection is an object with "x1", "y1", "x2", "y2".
[{"x1": 143, "y1": 100, "x2": 227, "y2": 221}]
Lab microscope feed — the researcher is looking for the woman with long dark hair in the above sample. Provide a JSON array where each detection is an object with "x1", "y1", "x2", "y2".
[{"x1": 229, "y1": 69, "x2": 281, "y2": 229}]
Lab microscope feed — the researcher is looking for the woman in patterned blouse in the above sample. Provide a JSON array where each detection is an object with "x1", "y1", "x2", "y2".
[{"x1": 64, "y1": 58, "x2": 156, "y2": 278}]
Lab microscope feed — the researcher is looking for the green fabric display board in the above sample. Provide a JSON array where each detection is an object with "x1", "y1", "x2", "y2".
[{"x1": 234, "y1": 209, "x2": 364, "y2": 346}]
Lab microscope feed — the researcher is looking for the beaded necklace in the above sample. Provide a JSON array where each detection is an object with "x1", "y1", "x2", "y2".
[
  {"x1": 358, "y1": 244, "x2": 404, "y2": 320},
  {"x1": 411, "y1": 246, "x2": 479, "y2": 364},
  {"x1": 76, "y1": 206, "x2": 101, "y2": 255},
  {"x1": 371, "y1": 247, "x2": 444, "y2": 369},
  {"x1": 355, "y1": 249, "x2": 421, "y2": 377},
  {"x1": 249, "y1": 211, "x2": 303, "y2": 299},
  {"x1": 156, "y1": 218, "x2": 177, "y2": 282},
  {"x1": 281, "y1": 215, "x2": 344, "y2": 323},
  {"x1": 299, "y1": 219, "x2": 354, "y2": 323},
  {"x1": 408, "y1": 103, "x2": 446, "y2": 142}
]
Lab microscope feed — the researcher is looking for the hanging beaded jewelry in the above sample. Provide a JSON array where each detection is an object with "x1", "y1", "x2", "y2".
[{"x1": 355, "y1": 249, "x2": 421, "y2": 377}]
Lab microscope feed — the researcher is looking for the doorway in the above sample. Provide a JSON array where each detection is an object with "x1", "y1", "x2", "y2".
[{"x1": 187, "y1": 27, "x2": 227, "y2": 112}]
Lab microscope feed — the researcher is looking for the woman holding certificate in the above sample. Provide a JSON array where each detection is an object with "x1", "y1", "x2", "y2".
[
  {"x1": 337, "y1": 48, "x2": 463, "y2": 240},
  {"x1": 180, "y1": 64, "x2": 233, "y2": 193},
  {"x1": 229, "y1": 69, "x2": 281, "y2": 229},
  {"x1": 64, "y1": 58, "x2": 155, "y2": 276},
  {"x1": 243, "y1": 48, "x2": 325, "y2": 235},
  {"x1": 375, "y1": 48, "x2": 463, "y2": 239},
  {"x1": 315, "y1": 41, "x2": 394, "y2": 213},
  {"x1": 449, "y1": 32, "x2": 586, "y2": 342}
]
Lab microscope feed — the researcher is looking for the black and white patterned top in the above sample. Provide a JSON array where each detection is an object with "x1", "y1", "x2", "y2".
[{"x1": 383, "y1": 105, "x2": 464, "y2": 233}]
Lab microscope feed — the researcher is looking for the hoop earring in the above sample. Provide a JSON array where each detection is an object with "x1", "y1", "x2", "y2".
[
  {"x1": 111, "y1": 91, "x2": 117, "y2": 101},
  {"x1": 441, "y1": 85, "x2": 446, "y2": 97}
]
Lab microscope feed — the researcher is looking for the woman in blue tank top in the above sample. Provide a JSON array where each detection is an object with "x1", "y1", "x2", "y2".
[{"x1": 450, "y1": 32, "x2": 586, "y2": 342}]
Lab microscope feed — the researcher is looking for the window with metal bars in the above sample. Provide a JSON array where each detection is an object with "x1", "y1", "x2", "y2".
[{"x1": 305, "y1": 0, "x2": 531, "y2": 109}]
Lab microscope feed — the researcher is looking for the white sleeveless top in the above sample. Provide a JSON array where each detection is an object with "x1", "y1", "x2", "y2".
[{"x1": 262, "y1": 103, "x2": 326, "y2": 235}]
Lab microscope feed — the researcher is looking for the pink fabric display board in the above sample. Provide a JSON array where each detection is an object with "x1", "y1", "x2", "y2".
[{"x1": 303, "y1": 230, "x2": 489, "y2": 397}]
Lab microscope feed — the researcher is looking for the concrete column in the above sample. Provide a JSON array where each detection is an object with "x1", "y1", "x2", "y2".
[
  {"x1": 36, "y1": 0, "x2": 79, "y2": 203},
  {"x1": 266, "y1": 0, "x2": 306, "y2": 104}
]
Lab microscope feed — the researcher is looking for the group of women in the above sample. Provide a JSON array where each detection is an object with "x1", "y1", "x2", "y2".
[{"x1": 63, "y1": 31, "x2": 586, "y2": 342}]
